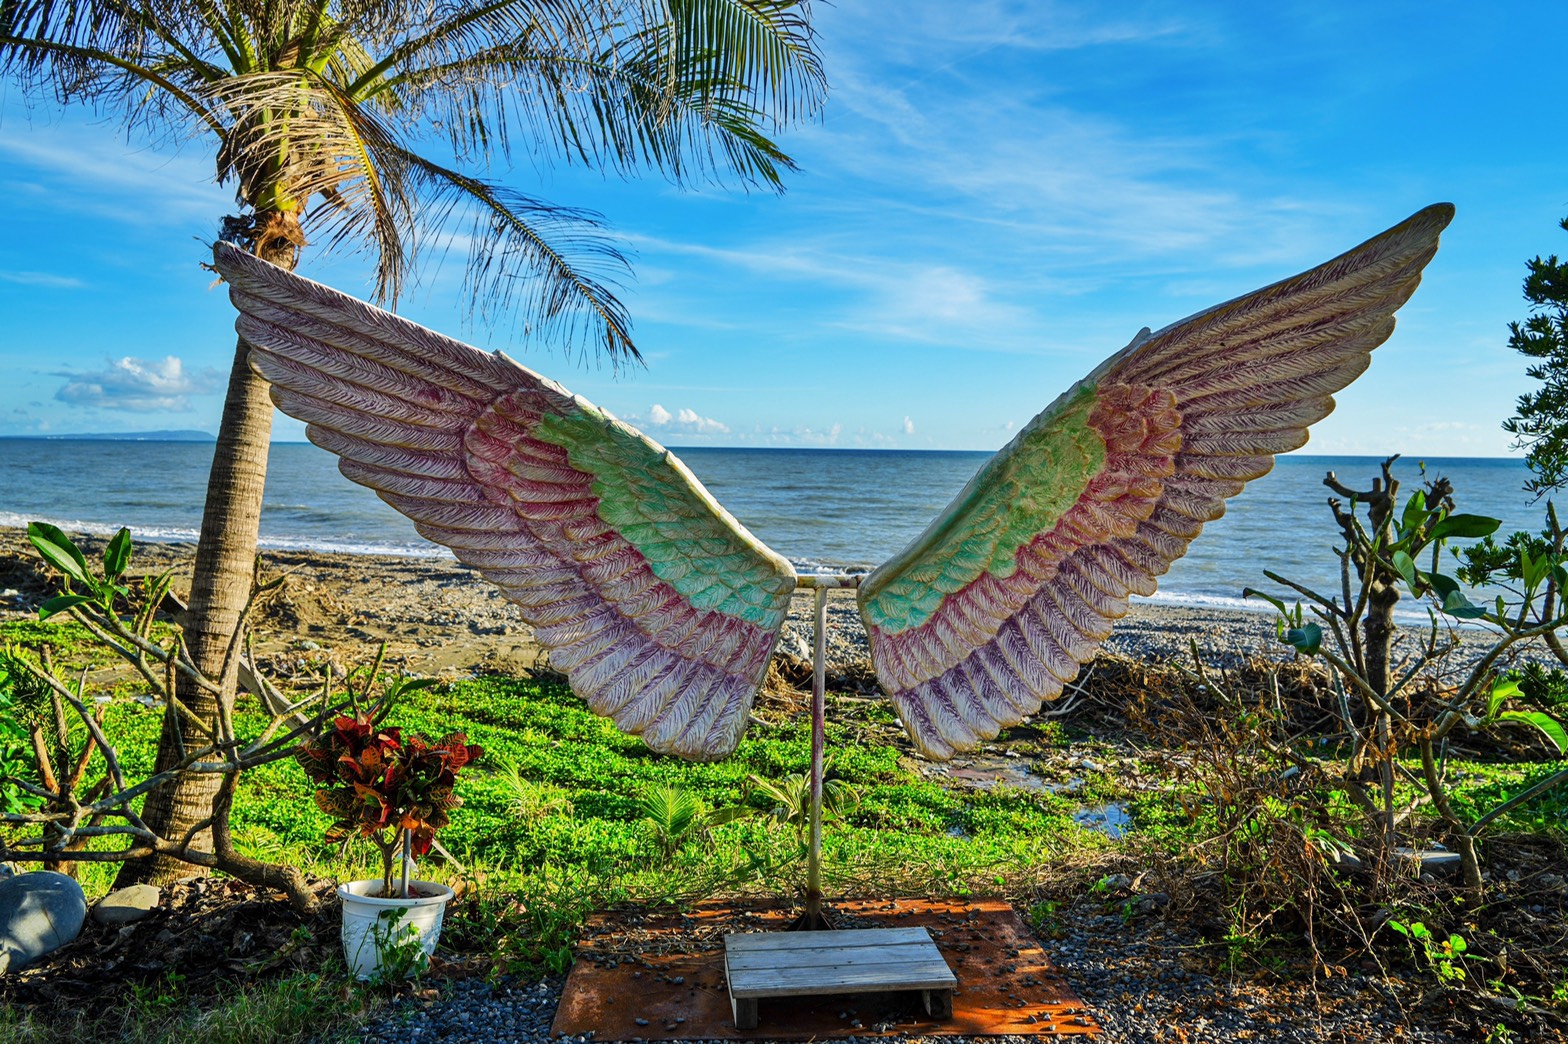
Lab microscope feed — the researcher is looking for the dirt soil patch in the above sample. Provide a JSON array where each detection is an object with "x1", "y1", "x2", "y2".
[
  {"x1": 553, "y1": 897, "x2": 1099, "y2": 1040},
  {"x1": 0, "y1": 876, "x2": 341, "y2": 1007}
]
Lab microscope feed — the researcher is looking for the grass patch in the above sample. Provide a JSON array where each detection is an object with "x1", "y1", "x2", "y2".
[{"x1": 0, "y1": 972, "x2": 360, "y2": 1043}]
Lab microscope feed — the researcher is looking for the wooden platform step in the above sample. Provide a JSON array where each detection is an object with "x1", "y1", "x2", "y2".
[{"x1": 724, "y1": 928, "x2": 958, "y2": 1030}]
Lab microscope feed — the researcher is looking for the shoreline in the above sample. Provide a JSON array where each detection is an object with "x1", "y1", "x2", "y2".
[{"x1": 0, "y1": 524, "x2": 1417, "y2": 682}]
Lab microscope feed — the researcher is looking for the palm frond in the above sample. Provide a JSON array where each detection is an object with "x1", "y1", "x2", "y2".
[
  {"x1": 662, "y1": 0, "x2": 824, "y2": 125},
  {"x1": 203, "y1": 68, "x2": 411, "y2": 293},
  {"x1": 393, "y1": 144, "x2": 638, "y2": 363},
  {"x1": 369, "y1": 0, "x2": 820, "y2": 188}
]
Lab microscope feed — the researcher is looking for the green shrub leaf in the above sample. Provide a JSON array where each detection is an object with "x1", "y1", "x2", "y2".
[
  {"x1": 1391, "y1": 550, "x2": 1419, "y2": 588},
  {"x1": 27, "y1": 522, "x2": 91, "y2": 587},
  {"x1": 1281, "y1": 623, "x2": 1322, "y2": 656},
  {"x1": 1428, "y1": 514, "x2": 1501, "y2": 541},
  {"x1": 38, "y1": 594, "x2": 94, "y2": 620},
  {"x1": 1500, "y1": 710, "x2": 1568, "y2": 754},
  {"x1": 103, "y1": 527, "x2": 132, "y2": 581}
]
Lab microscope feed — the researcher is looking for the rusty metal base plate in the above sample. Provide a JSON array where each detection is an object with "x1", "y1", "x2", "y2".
[{"x1": 550, "y1": 898, "x2": 1101, "y2": 1039}]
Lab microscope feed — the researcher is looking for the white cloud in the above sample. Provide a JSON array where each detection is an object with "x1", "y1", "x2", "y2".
[
  {"x1": 642, "y1": 403, "x2": 730, "y2": 435},
  {"x1": 903, "y1": 416, "x2": 916, "y2": 435},
  {"x1": 826, "y1": 1, "x2": 1193, "y2": 61},
  {"x1": 775, "y1": 424, "x2": 842, "y2": 446},
  {"x1": 0, "y1": 123, "x2": 228, "y2": 227},
  {"x1": 55, "y1": 356, "x2": 223, "y2": 413}
]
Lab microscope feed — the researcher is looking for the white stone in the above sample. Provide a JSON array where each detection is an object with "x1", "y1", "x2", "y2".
[{"x1": 92, "y1": 884, "x2": 162, "y2": 925}]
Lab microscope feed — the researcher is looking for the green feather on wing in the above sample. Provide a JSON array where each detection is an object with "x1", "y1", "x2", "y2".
[
  {"x1": 860, "y1": 383, "x2": 1106, "y2": 634},
  {"x1": 532, "y1": 403, "x2": 796, "y2": 629}
]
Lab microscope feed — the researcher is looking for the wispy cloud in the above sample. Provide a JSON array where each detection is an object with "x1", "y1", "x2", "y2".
[
  {"x1": 750, "y1": 422, "x2": 844, "y2": 446},
  {"x1": 55, "y1": 356, "x2": 223, "y2": 412},
  {"x1": 624, "y1": 232, "x2": 1050, "y2": 352},
  {"x1": 0, "y1": 270, "x2": 85, "y2": 288},
  {"x1": 0, "y1": 121, "x2": 227, "y2": 227}
]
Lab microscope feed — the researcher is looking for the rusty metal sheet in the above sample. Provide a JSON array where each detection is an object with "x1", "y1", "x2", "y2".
[{"x1": 550, "y1": 898, "x2": 1101, "y2": 1039}]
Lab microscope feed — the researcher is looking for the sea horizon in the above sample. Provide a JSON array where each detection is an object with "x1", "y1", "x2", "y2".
[{"x1": 0, "y1": 432, "x2": 1533, "y2": 461}]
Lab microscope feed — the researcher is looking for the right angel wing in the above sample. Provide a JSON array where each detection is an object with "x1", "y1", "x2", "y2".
[
  {"x1": 212, "y1": 242, "x2": 797, "y2": 761},
  {"x1": 858, "y1": 204, "x2": 1453, "y2": 759}
]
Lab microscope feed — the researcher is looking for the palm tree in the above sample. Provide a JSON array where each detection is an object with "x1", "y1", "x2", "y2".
[{"x1": 1, "y1": 0, "x2": 825, "y2": 886}]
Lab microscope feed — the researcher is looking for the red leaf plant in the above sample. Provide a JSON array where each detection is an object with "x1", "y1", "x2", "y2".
[{"x1": 298, "y1": 714, "x2": 483, "y2": 896}]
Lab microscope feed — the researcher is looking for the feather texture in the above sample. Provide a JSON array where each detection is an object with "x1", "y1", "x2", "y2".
[
  {"x1": 214, "y1": 243, "x2": 796, "y2": 761},
  {"x1": 858, "y1": 204, "x2": 1454, "y2": 759}
]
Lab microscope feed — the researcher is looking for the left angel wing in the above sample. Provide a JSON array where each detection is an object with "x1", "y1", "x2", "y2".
[
  {"x1": 858, "y1": 203, "x2": 1454, "y2": 759},
  {"x1": 213, "y1": 243, "x2": 797, "y2": 761}
]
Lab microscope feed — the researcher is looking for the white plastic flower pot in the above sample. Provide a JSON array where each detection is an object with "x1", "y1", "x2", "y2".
[{"x1": 337, "y1": 878, "x2": 455, "y2": 981}]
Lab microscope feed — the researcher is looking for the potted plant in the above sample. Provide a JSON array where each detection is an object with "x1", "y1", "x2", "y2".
[{"x1": 298, "y1": 713, "x2": 482, "y2": 980}]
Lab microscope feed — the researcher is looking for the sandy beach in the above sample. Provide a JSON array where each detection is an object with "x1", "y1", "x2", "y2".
[{"x1": 0, "y1": 525, "x2": 1291, "y2": 686}]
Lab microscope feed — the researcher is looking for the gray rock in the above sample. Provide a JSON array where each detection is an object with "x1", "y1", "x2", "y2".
[
  {"x1": 1134, "y1": 892, "x2": 1171, "y2": 915},
  {"x1": 0, "y1": 871, "x2": 87, "y2": 973},
  {"x1": 92, "y1": 883, "x2": 162, "y2": 925}
]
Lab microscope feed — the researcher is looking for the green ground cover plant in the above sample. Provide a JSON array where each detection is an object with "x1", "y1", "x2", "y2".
[{"x1": 0, "y1": 610, "x2": 1129, "y2": 929}]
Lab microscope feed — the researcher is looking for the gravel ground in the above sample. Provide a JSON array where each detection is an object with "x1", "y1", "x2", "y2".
[{"x1": 351, "y1": 895, "x2": 1499, "y2": 1044}]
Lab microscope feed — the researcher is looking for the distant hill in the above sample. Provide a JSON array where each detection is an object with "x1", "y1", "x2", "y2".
[{"x1": 1, "y1": 430, "x2": 215, "y2": 442}]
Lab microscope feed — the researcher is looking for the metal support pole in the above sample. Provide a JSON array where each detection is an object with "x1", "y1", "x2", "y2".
[
  {"x1": 805, "y1": 584, "x2": 827, "y2": 927},
  {"x1": 791, "y1": 573, "x2": 861, "y2": 931}
]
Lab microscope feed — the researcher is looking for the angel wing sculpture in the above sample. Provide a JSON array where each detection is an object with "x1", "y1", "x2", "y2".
[{"x1": 213, "y1": 202, "x2": 1453, "y2": 763}]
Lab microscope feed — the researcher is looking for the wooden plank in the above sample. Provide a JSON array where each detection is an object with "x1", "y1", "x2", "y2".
[
  {"x1": 727, "y1": 958, "x2": 950, "y2": 982},
  {"x1": 727, "y1": 963, "x2": 956, "y2": 998},
  {"x1": 729, "y1": 958, "x2": 955, "y2": 987},
  {"x1": 724, "y1": 927, "x2": 931, "y2": 953},
  {"x1": 726, "y1": 942, "x2": 939, "y2": 973}
]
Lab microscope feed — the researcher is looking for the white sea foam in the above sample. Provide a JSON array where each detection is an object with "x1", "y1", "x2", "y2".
[
  {"x1": 789, "y1": 557, "x2": 874, "y2": 577},
  {"x1": 0, "y1": 512, "x2": 201, "y2": 543},
  {"x1": 0, "y1": 511, "x2": 451, "y2": 560},
  {"x1": 1132, "y1": 587, "x2": 1481, "y2": 628},
  {"x1": 1133, "y1": 590, "x2": 1273, "y2": 614}
]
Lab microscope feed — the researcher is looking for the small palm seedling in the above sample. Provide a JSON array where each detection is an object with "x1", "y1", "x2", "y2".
[
  {"x1": 636, "y1": 782, "x2": 706, "y2": 863},
  {"x1": 499, "y1": 761, "x2": 575, "y2": 821},
  {"x1": 635, "y1": 782, "x2": 745, "y2": 864},
  {"x1": 743, "y1": 771, "x2": 861, "y2": 843}
]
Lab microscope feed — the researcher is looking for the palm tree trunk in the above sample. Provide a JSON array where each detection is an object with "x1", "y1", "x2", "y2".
[{"x1": 113, "y1": 334, "x2": 274, "y2": 887}]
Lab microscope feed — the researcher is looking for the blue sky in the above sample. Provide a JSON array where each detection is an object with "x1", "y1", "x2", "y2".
[{"x1": 1, "y1": 1, "x2": 1565, "y2": 455}]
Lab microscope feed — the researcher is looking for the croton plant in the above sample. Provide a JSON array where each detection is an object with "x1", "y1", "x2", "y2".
[{"x1": 298, "y1": 714, "x2": 483, "y2": 897}]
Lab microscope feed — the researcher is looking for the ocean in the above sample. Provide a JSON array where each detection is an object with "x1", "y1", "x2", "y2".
[{"x1": 0, "y1": 438, "x2": 1547, "y2": 618}]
